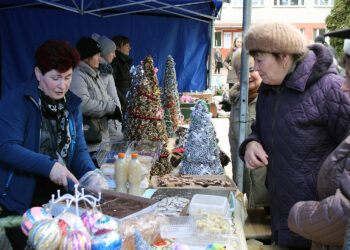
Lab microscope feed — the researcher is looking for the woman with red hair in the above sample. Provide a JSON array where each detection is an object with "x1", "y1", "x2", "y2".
[{"x1": 0, "y1": 39, "x2": 106, "y2": 248}]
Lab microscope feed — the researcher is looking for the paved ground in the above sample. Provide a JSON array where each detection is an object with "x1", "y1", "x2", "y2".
[
  {"x1": 210, "y1": 67, "x2": 234, "y2": 180},
  {"x1": 212, "y1": 118, "x2": 233, "y2": 179}
]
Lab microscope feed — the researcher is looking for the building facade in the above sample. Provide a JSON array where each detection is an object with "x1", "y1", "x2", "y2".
[{"x1": 214, "y1": 0, "x2": 334, "y2": 59}]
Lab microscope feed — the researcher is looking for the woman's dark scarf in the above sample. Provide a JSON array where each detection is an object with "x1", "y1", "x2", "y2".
[{"x1": 39, "y1": 89, "x2": 71, "y2": 163}]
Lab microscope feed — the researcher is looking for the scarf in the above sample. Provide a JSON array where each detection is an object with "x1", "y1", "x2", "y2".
[
  {"x1": 39, "y1": 90, "x2": 71, "y2": 163},
  {"x1": 248, "y1": 83, "x2": 260, "y2": 103}
]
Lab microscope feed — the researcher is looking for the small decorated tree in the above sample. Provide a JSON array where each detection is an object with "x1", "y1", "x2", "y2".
[
  {"x1": 180, "y1": 100, "x2": 223, "y2": 175},
  {"x1": 162, "y1": 55, "x2": 181, "y2": 137},
  {"x1": 124, "y1": 65, "x2": 146, "y2": 129},
  {"x1": 124, "y1": 55, "x2": 171, "y2": 175}
]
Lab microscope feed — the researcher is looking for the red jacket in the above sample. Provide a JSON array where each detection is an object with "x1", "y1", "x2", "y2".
[{"x1": 288, "y1": 134, "x2": 350, "y2": 249}]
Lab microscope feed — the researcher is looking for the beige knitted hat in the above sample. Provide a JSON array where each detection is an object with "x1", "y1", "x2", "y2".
[{"x1": 244, "y1": 22, "x2": 305, "y2": 54}]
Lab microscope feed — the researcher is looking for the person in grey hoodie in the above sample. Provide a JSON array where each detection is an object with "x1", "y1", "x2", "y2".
[
  {"x1": 70, "y1": 37, "x2": 119, "y2": 155},
  {"x1": 92, "y1": 33, "x2": 123, "y2": 141}
]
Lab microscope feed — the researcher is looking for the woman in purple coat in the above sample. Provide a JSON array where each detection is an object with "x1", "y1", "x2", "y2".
[
  {"x1": 239, "y1": 22, "x2": 350, "y2": 248},
  {"x1": 288, "y1": 29, "x2": 350, "y2": 250}
]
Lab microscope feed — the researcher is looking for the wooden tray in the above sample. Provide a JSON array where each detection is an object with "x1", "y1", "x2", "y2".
[{"x1": 150, "y1": 175, "x2": 237, "y2": 191}]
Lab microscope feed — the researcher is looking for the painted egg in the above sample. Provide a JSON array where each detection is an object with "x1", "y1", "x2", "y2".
[
  {"x1": 21, "y1": 207, "x2": 52, "y2": 236},
  {"x1": 91, "y1": 229, "x2": 122, "y2": 250},
  {"x1": 90, "y1": 216, "x2": 118, "y2": 235},
  {"x1": 80, "y1": 210, "x2": 103, "y2": 234},
  {"x1": 28, "y1": 219, "x2": 61, "y2": 250},
  {"x1": 60, "y1": 230, "x2": 91, "y2": 250},
  {"x1": 58, "y1": 212, "x2": 90, "y2": 236},
  {"x1": 58, "y1": 219, "x2": 71, "y2": 236}
]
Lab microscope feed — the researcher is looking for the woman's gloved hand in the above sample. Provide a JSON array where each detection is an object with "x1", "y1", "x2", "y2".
[{"x1": 79, "y1": 169, "x2": 109, "y2": 193}]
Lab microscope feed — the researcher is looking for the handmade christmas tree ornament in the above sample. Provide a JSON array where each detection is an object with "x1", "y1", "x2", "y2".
[
  {"x1": 91, "y1": 229, "x2": 122, "y2": 250},
  {"x1": 90, "y1": 215, "x2": 118, "y2": 235},
  {"x1": 28, "y1": 219, "x2": 61, "y2": 250},
  {"x1": 80, "y1": 210, "x2": 104, "y2": 234},
  {"x1": 58, "y1": 219, "x2": 71, "y2": 236},
  {"x1": 125, "y1": 55, "x2": 171, "y2": 175},
  {"x1": 60, "y1": 230, "x2": 91, "y2": 250},
  {"x1": 21, "y1": 206, "x2": 53, "y2": 236},
  {"x1": 161, "y1": 55, "x2": 181, "y2": 138},
  {"x1": 134, "y1": 230, "x2": 152, "y2": 250},
  {"x1": 180, "y1": 100, "x2": 223, "y2": 175}
]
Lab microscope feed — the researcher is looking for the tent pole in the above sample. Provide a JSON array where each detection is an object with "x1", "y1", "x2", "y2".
[
  {"x1": 235, "y1": 0, "x2": 252, "y2": 192},
  {"x1": 208, "y1": 19, "x2": 214, "y2": 90}
]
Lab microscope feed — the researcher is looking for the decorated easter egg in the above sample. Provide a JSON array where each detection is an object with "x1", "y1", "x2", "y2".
[
  {"x1": 171, "y1": 242, "x2": 191, "y2": 250},
  {"x1": 91, "y1": 215, "x2": 118, "y2": 235},
  {"x1": 58, "y1": 219, "x2": 71, "y2": 236},
  {"x1": 21, "y1": 207, "x2": 52, "y2": 236},
  {"x1": 28, "y1": 219, "x2": 61, "y2": 250},
  {"x1": 58, "y1": 212, "x2": 90, "y2": 236},
  {"x1": 80, "y1": 210, "x2": 103, "y2": 234},
  {"x1": 60, "y1": 230, "x2": 91, "y2": 250},
  {"x1": 91, "y1": 229, "x2": 122, "y2": 250}
]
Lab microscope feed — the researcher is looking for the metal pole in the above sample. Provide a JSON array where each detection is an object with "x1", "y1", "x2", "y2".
[
  {"x1": 208, "y1": 19, "x2": 215, "y2": 89},
  {"x1": 235, "y1": 0, "x2": 252, "y2": 192}
]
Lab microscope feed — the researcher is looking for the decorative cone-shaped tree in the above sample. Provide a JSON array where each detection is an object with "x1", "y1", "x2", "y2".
[
  {"x1": 125, "y1": 55, "x2": 171, "y2": 175},
  {"x1": 180, "y1": 100, "x2": 223, "y2": 175},
  {"x1": 124, "y1": 65, "x2": 146, "y2": 129},
  {"x1": 162, "y1": 55, "x2": 181, "y2": 137}
]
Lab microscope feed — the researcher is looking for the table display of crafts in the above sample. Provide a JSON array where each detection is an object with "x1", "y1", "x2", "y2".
[{"x1": 21, "y1": 185, "x2": 239, "y2": 250}]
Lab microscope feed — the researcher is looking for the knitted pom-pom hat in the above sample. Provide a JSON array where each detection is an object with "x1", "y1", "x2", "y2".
[{"x1": 244, "y1": 22, "x2": 305, "y2": 55}]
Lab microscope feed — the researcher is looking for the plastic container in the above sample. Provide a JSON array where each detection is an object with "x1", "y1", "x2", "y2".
[
  {"x1": 188, "y1": 194, "x2": 229, "y2": 217},
  {"x1": 160, "y1": 216, "x2": 194, "y2": 239},
  {"x1": 93, "y1": 141, "x2": 130, "y2": 168}
]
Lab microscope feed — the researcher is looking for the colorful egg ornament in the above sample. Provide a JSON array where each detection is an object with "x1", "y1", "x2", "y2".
[
  {"x1": 58, "y1": 212, "x2": 90, "y2": 236},
  {"x1": 21, "y1": 206, "x2": 53, "y2": 236},
  {"x1": 80, "y1": 210, "x2": 103, "y2": 234},
  {"x1": 91, "y1": 229, "x2": 122, "y2": 250},
  {"x1": 28, "y1": 219, "x2": 61, "y2": 250},
  {"x1": 60, "y1": 230, "x2": 91, "y2": 250},
  {"x1": 90, "y1": 215, "x2": 118, "y2": 235}
]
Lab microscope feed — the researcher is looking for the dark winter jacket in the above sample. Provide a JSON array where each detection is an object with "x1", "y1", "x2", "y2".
[
  {"x1": 111, "y1": 50, "x2": 133, "y2": 113},
  {"x1": 239, "y1": 44, "x2": 350, "y2": 247},
  {"x1": 288, "y1": 134, "x2": 350, "y2": 249},
  {"x1": 0, "y1": 76, "x2": 95, "y2": 214}
]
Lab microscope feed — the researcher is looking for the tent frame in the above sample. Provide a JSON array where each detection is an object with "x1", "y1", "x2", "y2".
[{"x1": 0, "y1": 0, "x2": 223, "y2": 23}]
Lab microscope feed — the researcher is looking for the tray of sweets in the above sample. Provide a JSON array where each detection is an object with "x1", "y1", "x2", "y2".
[{"x1": 150, "y1": 174, "x2": 236, "y2": 191}]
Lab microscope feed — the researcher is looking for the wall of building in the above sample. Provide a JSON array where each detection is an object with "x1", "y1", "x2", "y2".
[{"x1": 213, "y1": 0, "x2": 333, "y2": 59}]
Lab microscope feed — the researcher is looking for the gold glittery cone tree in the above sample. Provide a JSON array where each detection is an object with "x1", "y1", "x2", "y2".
[{"x1": 124, "y1": 55, "x2": 172, "y2": 175}]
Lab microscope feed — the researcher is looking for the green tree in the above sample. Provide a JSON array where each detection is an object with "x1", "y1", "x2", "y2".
[{"x1": 325, "y1": 0, "x2": 350, "y2": 56}]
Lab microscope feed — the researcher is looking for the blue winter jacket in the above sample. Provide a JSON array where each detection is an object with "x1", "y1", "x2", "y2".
[
  {"x1": 0, "y1": 76, "x2": 95, "y2": 214},
  {"x1": 239, "y1": 44, "x2": 350, "y2": 247}
]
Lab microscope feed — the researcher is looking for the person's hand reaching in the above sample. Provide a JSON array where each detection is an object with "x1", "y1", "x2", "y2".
[
  {"x1": 244, "y1": 141, "x2": 269, "y2": 169},
  {"x1": 49, "y1": 162, "x2": 79, "y2": 187}
]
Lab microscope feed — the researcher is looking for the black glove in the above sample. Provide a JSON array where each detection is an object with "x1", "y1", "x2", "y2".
[{"x1": 108, "y1": 106, "x2": 123, "y2": 122}]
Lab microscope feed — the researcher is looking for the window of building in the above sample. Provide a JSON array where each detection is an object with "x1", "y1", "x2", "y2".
[
  {"x1": 297, "y1": 28, "x2": 305, "y2": 36},
  {"x1": 252, "y1": 0, "x2": 264, "y2": 6},
  {"x1": 313, "y1": 28, "x2": 326, "y2": 40},
  {"x1": 233, "y1": 0, "x2": 264, "y2": 7},
  {"x1": 215, "y1": 31, "x2": 222, "y2": 48},
  {"x1": 232, "y1": 0, "x2": 243, "y2": 7},
  {"x1": 274, "y1": 0, "x2": 304, "y2": 6},
  {"x1": 314, "y1": 0, "x2": 334, "y2": 6},
  {"x1": 224, "y1": 32, "x2": 232, "y2": 49}
]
